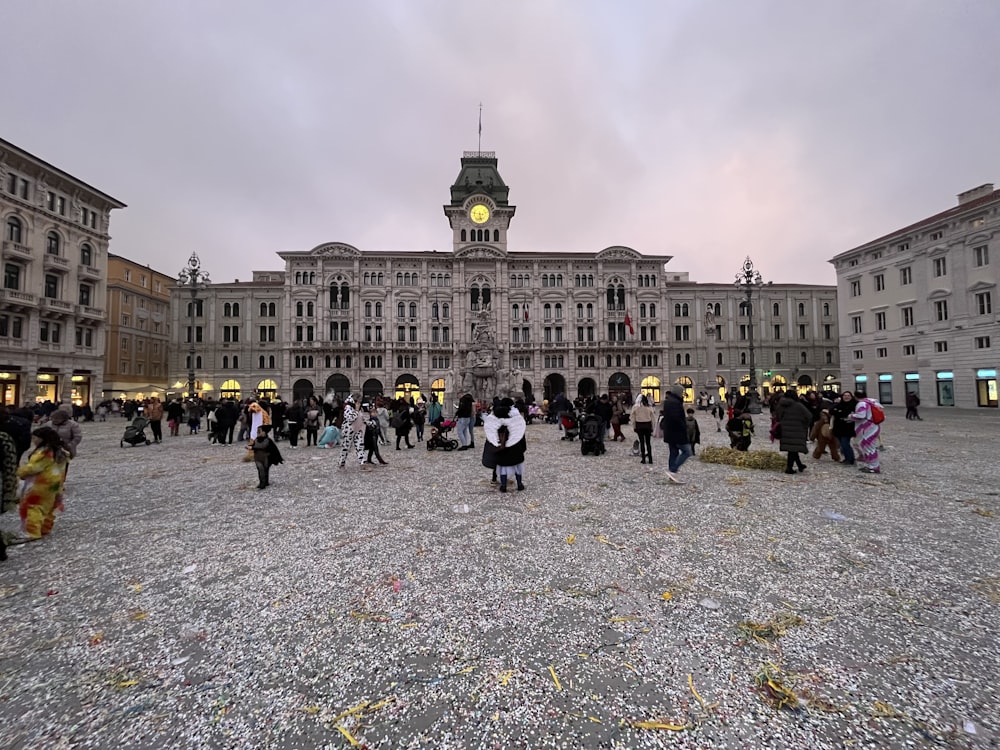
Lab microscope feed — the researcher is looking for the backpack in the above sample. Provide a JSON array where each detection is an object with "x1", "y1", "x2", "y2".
[{"x1": 869, "y1": 400, "x2": 885, "y2": 424}]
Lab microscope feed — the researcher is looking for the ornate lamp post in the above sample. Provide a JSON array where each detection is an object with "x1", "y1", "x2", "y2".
[
  {"x1": 177, "y1": 252, "x2": 209, "y2": 398},
  {"x1": 734, "y1": 256, "x2": 764, "y2": 414}
]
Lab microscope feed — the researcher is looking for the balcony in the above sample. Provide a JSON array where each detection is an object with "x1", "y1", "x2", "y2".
[
  {"x1": 0, "y1": 288, "x2": 37, "y2": 308},
  {"x1": 76, "y1": 305, "x2": 105, "y2": 320},
  {"x1": 43, "y1": 253, "x2": 70, "y2": 270},
  {"x1": 2, "y1": 240, "x2": 32, "y2": 258},
  {"x1": 40, "y1": 298, "x2": 74, "y2": 315},
  {"x1": 78, "y1": 264, "x2": 101, "y2": 280},
  {"x1": 0, "y1": 338, "x2": 26, "y2": 349}
]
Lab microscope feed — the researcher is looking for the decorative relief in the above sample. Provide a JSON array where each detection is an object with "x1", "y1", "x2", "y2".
[
  {"x1": 455, "y1": 246, "x2": 506, "y2": 259},
  {"x1": 596, "y1": 245, "x2": 641, "y2": 261},
  {"x1": 311, "y1": 243, "x2": 362, "y2": 257}
]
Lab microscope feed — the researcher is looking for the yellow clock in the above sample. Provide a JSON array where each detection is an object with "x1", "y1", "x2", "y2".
[{"x1": 469, "y1": 204, "x2": 490, "y2": 224}]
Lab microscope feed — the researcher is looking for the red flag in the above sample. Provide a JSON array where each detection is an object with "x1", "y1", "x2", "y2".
[
  {"x1": 524, "y1": 308, "x2": 529, "y2": 322},
  {"x1": 624, "y1": 312, "x2": 634, "y2": 336}
]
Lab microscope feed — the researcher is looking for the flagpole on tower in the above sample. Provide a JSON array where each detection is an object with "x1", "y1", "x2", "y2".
[{"x1": 478, "y1": 102, "x2": 483, "y2": 153}]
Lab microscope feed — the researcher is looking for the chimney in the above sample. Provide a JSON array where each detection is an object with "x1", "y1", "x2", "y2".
[{"x1": 957, "y1": 183, "x2": 995, "y2": 205}]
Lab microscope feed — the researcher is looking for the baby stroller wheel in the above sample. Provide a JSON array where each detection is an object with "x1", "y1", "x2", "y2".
[
  {"x1": 145, "y1": 439, "x2": 151, "y2": 445},
  {"x1": 445, "y1": 439, "x2": 458, "y2": 451}
]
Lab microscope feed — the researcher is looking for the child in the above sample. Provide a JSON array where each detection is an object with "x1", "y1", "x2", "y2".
[
  {"x1": 17, "y1": 426, "x2": 70, "y2": 540},
  {"x1": 364, "y1": 406, "x2": 388, "y2": 465},
  {"x1": 726, "y1": 411, "x2": 754, "y2": 451},
  {"x1": 810, "y1": 409, "x2": 842, "y2": 462},
  {"x1": 483, "y1": 398, "x2": 527, "y2": 493},
  {"x1": 685, "y1": 408, "x2": 701, "y2": 455},
  {"x1": 252, "y1": 425, "x2": 283, "y2": 489}
]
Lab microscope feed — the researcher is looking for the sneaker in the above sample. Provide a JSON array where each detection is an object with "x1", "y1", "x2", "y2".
[
  {"x1": 784, "y1": 469, "x2": 796, "y2": 474},
  {"x1": 859, "y1": 467, "x2": 881, "y2": 474}
]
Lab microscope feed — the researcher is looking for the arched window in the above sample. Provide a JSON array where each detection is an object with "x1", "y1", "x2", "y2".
[
  {"x1": 258, "y1": 355, "x2": 265, "y2": 368},
  {"x1": 554, "y1": 303, "x2": 562, "y2": 320},
  {"x1": 268, "y1": 302, "x2": 275, "y2": 316},
  {"x1": 798, "y1": 302, "x2": 805, "y2": 316},
  {"x1": 825, "y1": 351, "x2": 833, "y2": 364},
  {"x1": 717, "y1": 352, "x2": 724, "y2": 365},
  {"x1": 365, "y1": 301, "x2": 372, "y2": 317},
  {"x1": 460, "y1": 229, "x2": 467, "y2": 242},
  {"x1": 640, "y1": 303, "x2": 646, "y2": 317},
  {"x1": 398, "y1": 302, "x2": 406, "y2": 318},
  {"x1": 433, "y1": 302, "x2": 440, "y2": 319},
  {"x1": 6, "y1": 216, "x2": 23, "y2": 243},
  {"x1": 684, "y1": 353, "x2": 691, "y2": 366},
  {"x1": 713, "y1": 303, "x2": 721, "y2": 316},
  {"x1": 650, "y1": 303, "x2": 656, "y2": 317},
  {"x1": 224, "y1": 302, "x2": 232, "y2": 317},
  {"x1": 375, "y1": 302, "x2": 382, "y2": 317},
  {"x1": 47, "y1": 231, "x2": 60, "y2": 255},
  {"x1": 233, "y1": 302, "x2": 239, "y2": 316},
  {"x1": 307, "y1": 302, "x2": 314, "y2": 316},
  {"x1": 775, "y1": 352, "x2": 783, "y2": 364},
  {"x1": 269, "y1": 355, "x2": 275, "y2": 368},
  {"x1": 340, "y1": 283, "x2": 349, "y2": 309},
  {"x1": 80, "y1": 243, "x2": 93, "y2": 266},
  {"x1": 773, "y1": 302, "x2": 780, "y2": 316},
  {"x1": 577, "y1": 303, "x2": 584, "y2": 319},
  {"x1": 296, "y1": 301, "x2": 303, "y2": 316},
  {"x1": 740, "y1": 352, "x2": 747, "y2": 365},
  {"x1": 409, "y1": 302, "x2": 417, "y2": 318},
  {"x1": 222, "y1": 355, "x2": 229, "y2": 369},
  {"x1": 800, "y1": 351, "x2": 808, "y2": 364},
  {"x1": 295, "y1": 272, "x2": 301, "y2": 284},
  {"x1": 233, "y1": 356, "x2": 239, "y2": 368},
  {"x1": 493, "y1": 229, "x2": 499, "y2": 242},
  {"x1": 396, "y1": 273, "x2": 403, "y2": 285},
  {"x1": 260, "y1": 302, "x2": 267, "y2": 316},
  {"x1": 823, "y1": 302, "x2": 830, "y2": 316},
  {"x1": 544, "y1": 303, "x2": 551, "y2": 320},
  {"x1": 586, "y1": 303, "x2": 593, "y2": 319},
  {"x1": 674, "y1": 303, "x2": 681, "y2": 316},
  {"x1": 442, "y1": 303, "x2": 450, "y2": 319},
  {"x1": 196, "y1": 356, "x2": 202, "y2": 368}
]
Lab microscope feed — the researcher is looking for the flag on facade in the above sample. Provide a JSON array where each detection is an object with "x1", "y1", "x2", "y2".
[
  {"x1": 624, "y1": 312, "x2": 634, "y2": 336},
  {"x1": 524, "y1": 308, "x2": 529, "y2": 322}
]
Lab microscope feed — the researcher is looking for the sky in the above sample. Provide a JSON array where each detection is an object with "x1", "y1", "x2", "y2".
[{"x1": 4, "y1": 0, "x2": 999, "y2": 286}]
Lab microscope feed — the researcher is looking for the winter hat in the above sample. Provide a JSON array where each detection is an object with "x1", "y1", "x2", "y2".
[
  {"x1": 670, "y1": 384, "x2": 685, "y2": 398},
  {"x1": 344, "y1": 396, "x2": 355, "y2": 405}
]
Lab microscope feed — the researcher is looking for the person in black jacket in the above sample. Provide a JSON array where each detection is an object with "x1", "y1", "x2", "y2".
[
  {"x1": 776, "y1": 391, "x2": 812, "y2": 474},
  {"x1": 831, "y1": 391, "x2": 858, "y2": 465},
  {"x1": 661, "y1": 384, "x2": 691, "y2": 484},
  {"x1": 393, "y1": 399, "x2": 415, "y2": 450}
]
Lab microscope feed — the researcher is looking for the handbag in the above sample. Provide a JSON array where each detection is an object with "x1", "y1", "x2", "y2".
[{"x1": 390, "y1": 414, "x2": 403, "y2": 429}]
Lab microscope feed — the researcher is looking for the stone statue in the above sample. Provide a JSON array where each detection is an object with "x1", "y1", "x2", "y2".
[{"x1": 705, "y1": 305, "x2": 716, "y2": 335}]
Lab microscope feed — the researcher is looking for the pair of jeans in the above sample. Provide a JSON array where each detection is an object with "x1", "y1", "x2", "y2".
[
  {"x1": 667, "y1": 443, "x2": 693, "y2": 473},
  {"x1": 456, "y1": 417, "x2": 473, "y2": 447},
  {"x1": 838, "y1": 436, "x2": 855, "y2": 464}
]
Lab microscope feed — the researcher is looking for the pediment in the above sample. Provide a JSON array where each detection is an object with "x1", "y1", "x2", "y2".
[
  {"x1": 455, "y1": 245, "x2": 506, "y2": 260},
  {"x1": 310, "y1": 242, "x2": 362, "y2": 257},
  {"x1": 968, "y1": 279, "x2": 996, "y2": 292},
  {"x1": 596, "y1": 245, "x2": 641, "y2": 261}
]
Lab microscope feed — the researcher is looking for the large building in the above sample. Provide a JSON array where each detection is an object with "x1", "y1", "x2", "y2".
[
  {"x1": 830, "y1": 183, "x2": 999, "y2": 409},
  {"x1": 0, "y1": 138, "x2": 126, "y2": 407},
  {"x1": 169, "y1": 152, "x2": 839, "y2": 407},
  {"x1": 102, "y1": 254, "x2": 174, "y2": 400}
]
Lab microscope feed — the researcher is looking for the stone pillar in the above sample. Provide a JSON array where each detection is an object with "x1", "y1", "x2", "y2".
[{"x1": 704, "y1": 306, "x2": 718, "y2": 399}]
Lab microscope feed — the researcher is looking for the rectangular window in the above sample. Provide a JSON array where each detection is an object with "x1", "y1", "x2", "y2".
[
  {"x1": 975, "y1": 291, "x2": 993, "y2": 315},
  {"x1": 296, "y1": 326, "x2": 303, "y2": 342},
  {"x1": 3, "y1": 263, "x2": 20, "y2": 290},
  {"x1": 410, "y1": 326, "x2": 417, "y2": 342},
  {"x1": 875, "y1": 311, "x2": 886, "y2": 331},
  {"x1": 876, "y1": 347, "x2": 888, "y2": 358},
  {"x1": 901, "y1": 306, "x2": 914, "y2": 327},
  {"x1": 44, "y1": 274, "x2": 58, "y2": 299},
  {"x1": 136, "y1": 339, "x2": 143, "y2": 352},
  {"x1": 121, "y1": 336, "x2": 129, "y2": 352},
  {"x1": 852, "y1": 315, "x2": 862, "y2": 334},
  {"x1": 900, "y1": 267, "x2": 912, "y2": 285},
  {"x1": 930, "y1": 231, "x2": 943, "y2": 241},
  {"x1": 973, "y1": 245, "x2": 989, "y2": 267},
  {"x1": 57, "y1": 196, "x2": 66, "y2": 215},
  {"x1": 823, "y1": 324, "x2": 832, "y2": 339},
  {"x1": 853, "y1": 349, "x2": 863, "y2": 360},
  {"x1": 196, "y1": 326, "x2": 203, "y2": 343},
  {"x1": 934, "y1": 341, "x2": 948, "y2": 353},
  {"x1": 260, "y1": 325, "x2": 267, "y2": 342},
  {"x1": 47, "y1": 191, "x2": 57, "y2": 211},
  {"x1": 903, "y1": 344, "x2": 916, "y2": 356},
  {"x1": 975, "y1": 336, "x2": 991, "y2": 349},
  {"x1": 798, "y1": 324, "x2": 806, "y2": 339},
  {"x1": 773, "y1": 324, "x2": 781, "y2": 339},
  {"x1": 850, "y1": 280, "x2": 861, "y2": 297},
  {"x1": 933, "y1": 257, "x2": 947, "y2": 277},
  {"x1": 934, "y1": 300, "x2": 948, "y2": 321},
  {"x1": 874, "y1": 274, "x2": 885, "y2": 292},
  {"x1": 40, "y1": 321, "x2": 49, "y2": 342},
  {"x1": 739, "y1": 324, "x2": 747, "y2": 340},
  {"x1": 897, "y1": 242, "x2": 909, "y2": 252}
]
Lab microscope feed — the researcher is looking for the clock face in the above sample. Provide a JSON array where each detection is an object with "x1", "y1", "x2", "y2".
[{"x1": 469, "y1": 204, "x2": 490, "y2": 224}]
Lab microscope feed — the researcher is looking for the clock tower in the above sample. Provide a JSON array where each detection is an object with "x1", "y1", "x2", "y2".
[{"x1": 444, "y1": 151, "x2": 516, "y2": 254}]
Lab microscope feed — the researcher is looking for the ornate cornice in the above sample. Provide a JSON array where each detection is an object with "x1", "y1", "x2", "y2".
[
  {"x1": 454, "y1": 245, "x2": 506, "y2": 260},
  {"x1": 310, "y1": 242, "x2": 362, "y2": 257},
  {"x1": 595, "y1": 245, "x2": 641, "y2": 261}
]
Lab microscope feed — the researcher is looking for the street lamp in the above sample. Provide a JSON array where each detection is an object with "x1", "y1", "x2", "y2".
[
  {"x1": 177, "y1": 252, "x2": 210, "y2": 399},
  {"x1": 734, "y1": 256, "x2": 764, "y2": 414}
]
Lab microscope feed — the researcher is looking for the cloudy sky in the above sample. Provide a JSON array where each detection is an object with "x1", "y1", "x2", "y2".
[{"x1": 5, "y1": 0, "x2": 999, "y2": 285}]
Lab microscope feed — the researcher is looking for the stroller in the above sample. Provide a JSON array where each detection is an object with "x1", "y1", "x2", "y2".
[
  {"x1": 580, "y1": 414, "x2": 605, "y2": 456},
  {"x1": 560, "y1": 411, "x2": 580, "y2": 441},
  {"x1": 121, "y1": 416, "x2": 151, "y2": 447},
  {"x1": 426, "y1": 419, "x2": 459, "y2": 451}
]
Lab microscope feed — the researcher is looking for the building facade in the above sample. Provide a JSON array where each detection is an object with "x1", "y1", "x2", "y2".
[
  {"x1": 830, "y1": 183, "x2": 999, "y2": 410},
  {"x1": 0, "y1": 138, "x2": 126, "y2": 407},
  {"x1": 102, "y1": 254, "x2": 174, "y2": 399},
  {"x1": 169, "y1": 152, "x2": 839, "y2": 407}
]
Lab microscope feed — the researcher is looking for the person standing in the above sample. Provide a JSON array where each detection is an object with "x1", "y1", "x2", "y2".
[
  {"x1": 427, "y1": 395, "x2": 443, "y2": 428},
  {"x1": 46, "y1": 410, "x2": 82, "y2": 459},
  {"x1": 166, "y1": 398, "x2": 183, "y2": 437},
  {"x1": 413, "y1": 400, "x2": 427, "y2": 442},
  {"x1": 685, "y1": 409, "x2": 701, "y2": 455},
  {"x1": 631, "y1": 395, "x2": 655, "y2": 464},
  {"x1": 905, "y1": 392, "x2": 922, "y2": 421},
  {"x1": 216, "y1": 399, "x2": 239, "y2": 445},
  {"x1": 146, "y1": 397, "x2": 164, "y2": 444},
  {"x1": 850, "y1": 394, "x2": 883, "y2": 473},
  {"x1": 251, "y1": 425, "x2": 283, "y2": 489},
  {"x1": 17, "y1": 427, "x2": 70, "y2": 540},
  {"x1": 303, "y1": 399, "x2": 322, "y2": 447},
  {"x1": 338, "y1": 396, "x2": 368, "y2": 469},
  {"x1": 831, "y1": 391, "x2": 857, "y2": 465},
  {"x1": 363, "y1": 404, "x2": 388, "y2": 465},
  {"x1": 455, "y1": 394, "x2": 475, "y2": 450},
  {"x1": 661, "y1": 384, "x2": 692, "y2": 484},
  {"x1": 393, "y1": 400, "x2": 415, "y2": 450},
  {"x1": 483, "y1": 399, "x2": 527, "y2": 492},
  {"x1": 776, "y1": 390, "x2": 811, "y2": 474},
  {"x1": 285, "y1": 399, "x2": 303, "y2": 448}
]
